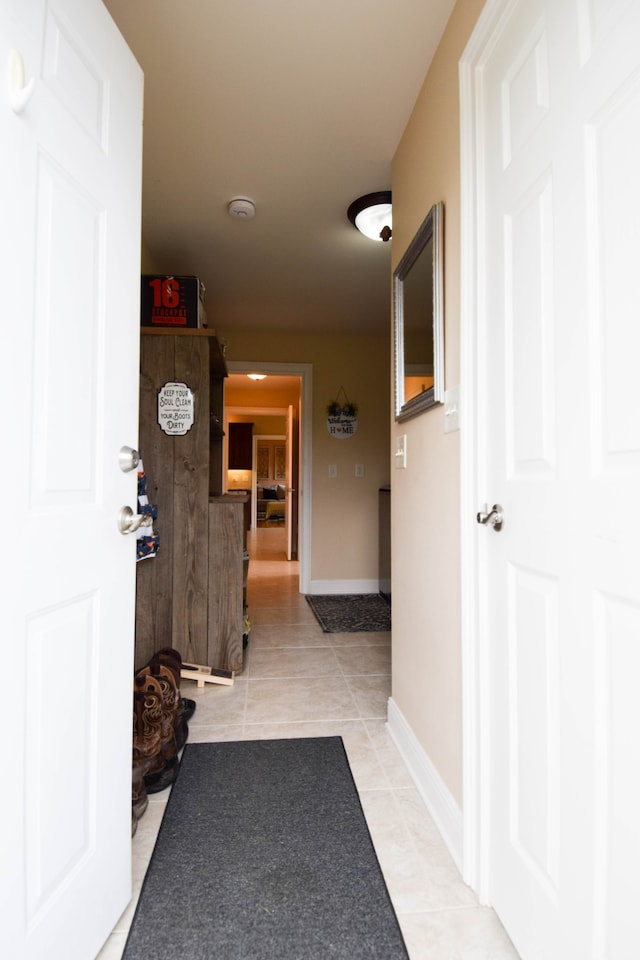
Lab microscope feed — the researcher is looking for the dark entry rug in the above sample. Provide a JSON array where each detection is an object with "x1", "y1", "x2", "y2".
[
  {"x1": 306, "y1": 593, "x2": 391, "y2": 633},
  {"x1": 123, "y1": 738, "x2": 408, "y2": 960}
]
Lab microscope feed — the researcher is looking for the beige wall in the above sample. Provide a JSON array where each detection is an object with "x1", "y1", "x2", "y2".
[
  {"x1": 390, "y1": 0, "x2": 485, "y2": 807},
  {"x1": 141, "y1": 236, "x2": 161, "y2": 274},
  {"x1": 222, "y1": 330, "x2": 390, "y2": 585}
]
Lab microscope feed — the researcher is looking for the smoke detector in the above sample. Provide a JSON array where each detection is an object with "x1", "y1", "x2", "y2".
[{"x1": 228, "y1": 197, "x2": 256, "y2": 220}]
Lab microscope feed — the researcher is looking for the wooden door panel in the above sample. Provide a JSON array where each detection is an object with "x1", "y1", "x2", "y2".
[
  {"x1": 173, "y1": 336, "x2": 210, "y2": 664},
  {"x1": 136, "y1": 335, "x2": 176, "y2": 666},
  {"x1": 137, "y1": 333, "x2": 217, "y2": 668}
]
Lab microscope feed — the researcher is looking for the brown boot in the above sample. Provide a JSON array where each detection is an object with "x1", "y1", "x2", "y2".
[
  {"x1": 139, "y1": 658, "x2": 188, "y2": 751},
  {"x1": 152, "y1": 647, "x2": 182, "y2": 681},
  {"x1": 133, "y1": 673, "x2": 179, "y2": 794},
  {"x1": 153, "y1": 647, "x2": 196, "y2": 720},
  {"x1": 132, "y1": 743, "x2": 148, "y2": 821}
]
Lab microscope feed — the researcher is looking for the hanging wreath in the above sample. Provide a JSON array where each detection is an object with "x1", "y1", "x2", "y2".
[{"x1": 326, "y1": 386, "x2": 358, "y2": 439}]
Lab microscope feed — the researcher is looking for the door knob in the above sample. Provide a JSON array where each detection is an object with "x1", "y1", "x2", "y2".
[
  {"x1": 118, "y1": 505, "x2": 146, "y2": 535},
  {"x1": 476, "y1": 503, "x2": 504, "y2": 531},
  {"x1": 118, "y1": 445, "x2": 140, "y2": 472}
]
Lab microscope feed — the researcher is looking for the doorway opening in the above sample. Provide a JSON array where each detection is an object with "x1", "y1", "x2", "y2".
[{"x1": 224, "y1": 361, "x2": 312, "y2": 595}]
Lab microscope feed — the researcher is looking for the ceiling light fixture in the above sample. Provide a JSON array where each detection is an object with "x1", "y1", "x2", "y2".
[
  {"x1": 247, "y1": 374, "x2": 266, "y2": 381},
  {"x1": 228, "y1": 197, "x2": 256, "y2": 220},
  {"x1": 347, "y1": 191, "x2": 392, "y2": 242}
]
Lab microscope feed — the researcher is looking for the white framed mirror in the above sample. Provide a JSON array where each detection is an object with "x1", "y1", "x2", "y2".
[{"x1": 393, "y1": 202, "x2": 444, "y2": 421}]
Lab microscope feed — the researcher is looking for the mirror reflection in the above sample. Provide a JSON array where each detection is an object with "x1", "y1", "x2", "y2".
[{"x1": 393, "y1": 202, "x2": 444, "y2": 421}]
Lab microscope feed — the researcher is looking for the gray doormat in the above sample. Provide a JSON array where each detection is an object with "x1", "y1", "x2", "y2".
[
  {"x1": 122, "y1": 738, "x2": 408, "y2": 960},
  {"x1": 306, "y1": 593, "x2": 391, "y2": 632}
]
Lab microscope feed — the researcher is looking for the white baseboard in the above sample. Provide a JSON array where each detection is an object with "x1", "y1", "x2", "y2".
[
  {"x1": 307, "y1": 579, "x2": 381, "y2": 595},
  {"x1": 386, "y1": 697, "x2": 464, "y2": 873}
]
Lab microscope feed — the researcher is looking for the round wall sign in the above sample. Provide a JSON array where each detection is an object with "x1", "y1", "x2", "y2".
[{"x1": 326, "y1": 413, "x2": 358, "y2": 438}]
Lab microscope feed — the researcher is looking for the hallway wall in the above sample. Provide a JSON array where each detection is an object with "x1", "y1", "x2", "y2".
[
  {"x1": 219, "y1": 329, "x2": 391, "y2": 590},
  {"x1": 390, "y1": 0, "x2": 486, "y2": 811}
]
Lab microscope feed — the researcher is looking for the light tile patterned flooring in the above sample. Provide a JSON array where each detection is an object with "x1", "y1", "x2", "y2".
[{"x1": 99, "y1": 527, "x2": 519, "y2": 960}]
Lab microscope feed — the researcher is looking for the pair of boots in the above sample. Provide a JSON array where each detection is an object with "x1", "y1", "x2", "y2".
[{"x1": 132, "y1": 647, "x2": 196, "y2": 832}]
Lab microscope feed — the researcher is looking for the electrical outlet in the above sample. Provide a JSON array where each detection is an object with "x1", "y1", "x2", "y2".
[
  {"x1": 355, "y1": 463, "x2": 364, "y2": 478},
  {"x1": 395, "y1": 435, "x2": 407, "y2": 469}
]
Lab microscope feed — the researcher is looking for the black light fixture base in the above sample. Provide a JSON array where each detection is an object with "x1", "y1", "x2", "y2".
[
  {"x1": 347, "y1": 191, "x2": 391, "y2": 226},
  {"x1": 347, "y1": 191, "x2": 392, "y2": 241}
]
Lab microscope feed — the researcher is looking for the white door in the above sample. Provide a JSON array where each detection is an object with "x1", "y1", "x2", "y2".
[
  {"x1": 1, "y1": 0, "x2": 143, "y2": 957},
  {"x1": 462, "y1": 0, "x2": 640, "y2": 957}
]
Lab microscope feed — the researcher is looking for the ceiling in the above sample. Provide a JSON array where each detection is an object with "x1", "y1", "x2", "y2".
[
  {"x1": 225, "y1": 372, "x2": 302, "y2": 403},
  {"x1": 103, "y1": 0, "x2": 455, "y2": 337}
]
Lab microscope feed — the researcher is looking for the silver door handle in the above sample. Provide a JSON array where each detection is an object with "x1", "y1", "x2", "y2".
[
  {"x1": 118, "y1": 505, "x2": 146, "y2": 534},
  {"x1": 118, "y1": 445, "x2": 140, "y2": 472},
  {"x1": 476, "y1": 503, "x2": 504, "y2": 531}
]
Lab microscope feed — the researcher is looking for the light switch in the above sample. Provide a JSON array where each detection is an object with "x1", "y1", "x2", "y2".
[
  {"x1": 444, "y1": 385, "x2": 460, "y2": 433},
  {"x1": 328, "y1": 464, "x2": 338, "y2": 479},
  {"x1": 355, "y1": 463, "x2": 364, "y2": 478},
  {"x1": 395, "y1": 434, "x2": 407, "y2": 469}
]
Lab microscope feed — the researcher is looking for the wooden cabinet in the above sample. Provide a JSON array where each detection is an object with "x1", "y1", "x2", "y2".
[
  {"x1": 228, "y1": 422, "x2": 253, "y2": 469},
  {"x1": 209, "y1": 359, "x2": 225, "y2": 498},
  {"x1": 208, "y1": 495, "x2": 248, "y2": 672},
  {"x1": 135, "y1": 329, "x2": 246, "y2": 673}
]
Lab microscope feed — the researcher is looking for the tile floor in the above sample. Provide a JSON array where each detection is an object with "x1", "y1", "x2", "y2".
[{"x1": 98, "y1": 527, "x2": 520, "y2": 960}]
